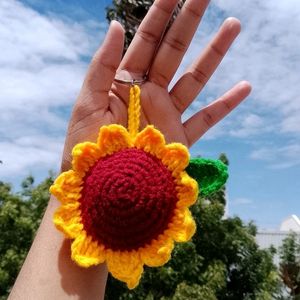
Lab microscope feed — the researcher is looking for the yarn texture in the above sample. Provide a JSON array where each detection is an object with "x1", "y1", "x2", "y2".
[
  {"x1": 186, "y1": 158, "x2": 228, "y2": 197},
  {"x1": 50, "y1": 123, "x2": 198, "y2": 288},
  {"x1": 50, "y1": 85, "x2": 228, "y2": 289}
]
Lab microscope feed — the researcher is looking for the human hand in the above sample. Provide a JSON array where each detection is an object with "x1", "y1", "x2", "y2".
[{"x1": 61, "y1": 0, "x2": 251, "y2": 171}]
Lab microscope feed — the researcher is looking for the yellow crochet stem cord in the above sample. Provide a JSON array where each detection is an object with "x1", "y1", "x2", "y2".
[{"x1": 128, "y1": 85, "x2": 141, "y2": 138}]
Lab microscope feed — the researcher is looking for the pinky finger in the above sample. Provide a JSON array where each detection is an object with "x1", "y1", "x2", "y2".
[{"x1": 184, "y1": 81, "x2": 252, "y2": 146}]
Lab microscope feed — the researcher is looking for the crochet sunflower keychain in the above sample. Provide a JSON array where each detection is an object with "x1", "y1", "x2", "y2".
[{"x1": 50, "y1": 83, "x2": 228, "y2": 289}]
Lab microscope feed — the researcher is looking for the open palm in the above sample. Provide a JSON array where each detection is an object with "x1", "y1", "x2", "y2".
[{"x1": 62, "y1": 0, "x2": 251, "y2": 171}]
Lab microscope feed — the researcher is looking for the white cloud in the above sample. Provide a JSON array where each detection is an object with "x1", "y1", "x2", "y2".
[
  {"x1": 231, "y1": 197, "x2": 253, "y2": 206},
  {"x1": 0, "y1": 136, "x2": 64, "y2": 178},
  {"x1": 281, "y1": 113, "x2": 300, "y2": 135},
  {"x1": 229, "y1": 114, "x2": 266, "y2": 138},
  {"x1": 191, "y1": 113, "x2": 269, "y2": 140},
  {"x1": 213, "y1": 0, "x2": 300, "y2": 136},
  {"x1": 0, "y1": 0, "x2": 105, "y2": 182},
  {"x1": 0, "y1": 64, "x2": 86, "y2": 109},
  {"x1": 180, "y1": 0, "x2": 300, "y2": 141},
  {"x1": 250, "y1": 143, "x2": 300, "y2": 169},
  {"x1": 0, "y1": 0, "x2": 101, "y2": 67}
]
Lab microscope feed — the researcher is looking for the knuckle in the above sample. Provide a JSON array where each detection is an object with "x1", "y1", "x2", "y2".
[
  {"x1": 191, "y1": 68, "x2": 208, "y2": 86},
  {"x1": 150, "y1": 70, "x2": 169, "y2": 87},
  {"x1": 154, "y1": 0, "x2": 175, "y2": 15},
  {"x1": 222, "y1": 99, "x2": 232, "y2": 111},
  {"x1": 164, "y1": 36, "x2": 187, "y2": 52},
  {"x1": 202, "y1": 111, "x2": 215, "y2": 128},
  {"x1": 172, "y1": 92, "x2": 186, "y2": 113},
  {"x1": 137, "y1": 28, "x2": 159, "y2": 45},
  {"x1": 90, "y1": 49, "x2": 118, "y2": 72},
  {"x1": 184, "y1": 5, "x2": 204, "y2": 19},
  {"x1": 210, "y1": 43, "x2": 224, "y2": 58}
]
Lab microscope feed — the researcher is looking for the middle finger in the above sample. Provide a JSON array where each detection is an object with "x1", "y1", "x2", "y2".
[
  {"x1": 117, "y1": 0, "x2": 178, "y2": 79},
  {"x1": 170, "y1": 17, "x2": 242, "y2": 113},
  {"x1": 148, "y1": 0, "x2": 210, "y2": 88}
]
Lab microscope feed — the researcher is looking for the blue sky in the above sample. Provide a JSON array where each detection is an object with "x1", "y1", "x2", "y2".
[{"x1": 0, "y1": 0, "x2": 299, "y2": 229}]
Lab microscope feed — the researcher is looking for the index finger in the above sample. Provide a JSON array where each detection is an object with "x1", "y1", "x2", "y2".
[{"x1": 83, "y1": 21, "x2": 124, "y2": 107}]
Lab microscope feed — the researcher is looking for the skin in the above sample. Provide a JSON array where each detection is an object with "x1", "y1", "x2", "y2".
[{"x1": 9, "y1": 0, "x2": 251, "y2": 299}]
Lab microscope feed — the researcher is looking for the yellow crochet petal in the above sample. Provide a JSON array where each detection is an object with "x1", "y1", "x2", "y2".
[
  {"x1": 97, "y1": 125, "x2": 133, "y2": 156},
  {"x1": 134, "y1": 125, "x2": 166, "y2": 158},
  {"x1": 168, "y1": 209, "x2": 196, "y2": 242},
  {"x1": 160, "y1": 143, "x2": 190, "y2": 175},
  {"x1": 141, "y1": 236, "x2": 174, "y2": 267},
  {"x1": 50, "y1": 170, "x2": 83, "y2": 204},
  {"x1": 176, "y1": 172, "x2": 198, "y2": 208},
  {"x1": 72, "y1": 142, "x2": 101, "y2": 173},
  {"x1": 71, "y1": 232, "x2": 105, "y2": 267},
  {"x1": 106, "y1": 250, "x2": 143, "y2": 289},
  {"x1": 53, "y1": 202, "x2": 83, "y2": 239}
]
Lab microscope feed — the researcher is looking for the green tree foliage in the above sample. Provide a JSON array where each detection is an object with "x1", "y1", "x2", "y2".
[
  {"x1": 0, "y1": 175, "x2": 53, "y2": 299},
  {"x1": 279, "y1": 232, "x2": 300, "y2": 299},
  {"x1": 105, "y1": 155, "x2": 280, "y2": 299},
  {"x1": 0, "y1": 167, "x2": 281, "y2": 299}
]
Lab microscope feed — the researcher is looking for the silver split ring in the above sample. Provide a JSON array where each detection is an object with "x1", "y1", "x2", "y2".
[{"x1": 114, "y1": 75, "x2": 148, "y2": 85}]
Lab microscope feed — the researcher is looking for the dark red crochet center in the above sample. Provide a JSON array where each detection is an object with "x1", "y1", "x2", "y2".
[{"x1": 79, "y1": 148, "x2": 177, "y2": 251}]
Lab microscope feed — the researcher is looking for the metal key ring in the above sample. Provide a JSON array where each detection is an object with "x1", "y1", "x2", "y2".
[{"x1": 114, "y1": 75, "x2": 148, "y2": 85}]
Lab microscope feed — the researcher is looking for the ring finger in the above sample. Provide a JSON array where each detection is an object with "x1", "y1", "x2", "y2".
[{"x1": 170, "y1": 17, "x2": 242, "y2": 113}]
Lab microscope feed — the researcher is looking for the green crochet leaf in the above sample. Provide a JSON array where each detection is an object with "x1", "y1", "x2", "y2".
[{"x1": 186, "y1": 158, "x2": 228, "y2": 197}]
